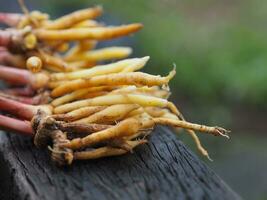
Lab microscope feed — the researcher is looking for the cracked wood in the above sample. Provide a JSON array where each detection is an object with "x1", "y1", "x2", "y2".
[{"x1": 0, "y1": 126, "x2": 241, "y2": 200}]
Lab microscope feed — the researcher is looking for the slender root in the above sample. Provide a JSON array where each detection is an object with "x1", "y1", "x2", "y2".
[
  {"x1": 35, "y1": 23, "x2": 143, "y2": 41},
  {"x1": 73, "y1": 140, "x2": 147, "y2": 160},
  {"x1": 51, "y1": 68, "x2": 174, "y2": 97},
  {"x1": 51, "y1": 87, "x2": 115, "y2": 107},
  {"x1": 75, "y1": 104, "x2": 139, "y2": 124},
  {"x1": 55, "y1": 121, "x2": 112, "y2": 134},
  {"x1": 37, "y1": 50, "x2": 67, "y2": 72},
  {"x1": 53, "y1": 106, "x2": 106, "y2": 122},
  {"x1": 153, "y1": 118, "x2": 230, "y2": 138},
  {"x1": 61, "y1": 117, "x2": 142, "y2": 149},
  {"x1": 53, "y1": 94, "x2": 171, "y2": 114},
  {"x1": 64, "y1": 40, "x2": 97, "y2": 60},
  {"x1": 72, "y1": 20, "x2": 102, "y2": 28},
  {"x1": 43, "y1": 6, "x2": 103, "y2": 30},
  {"x1": 64, "y1": 46, "x2": 132, "y2": 62},
  {"x1": 50, "y1": 56, "x2": 149, "y2": 82},
  {"x1": 183, "y1": 129, "x2": 212, "y2": 161}
]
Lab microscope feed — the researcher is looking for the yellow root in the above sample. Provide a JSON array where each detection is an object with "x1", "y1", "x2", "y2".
[
  {"x1": 53, "y1": 106, "x2": 106, "y2": 122},
  {"x1": 51, "y1": 88, "x2": 91, "y2": 107},
  {"x1": 17, "y1": 10, "x2": 49, "y2": 28},
  {"x1": 125, "y1": 107, "x2": 147, "y2": 118},
  {"x1": 35, "y1": 24, "x2": 143, "y2": 41},
  {"x1": 50, "y1": 56, "x2": 149, "y2": 82},
  {"x1": 53, "y1": 94, "x2": 172, "y2": 114},
  {"x1": 37, "y1": 51, "x2": 67, "y2": 72},
  {"x1": 109, "y1": 86, "x2": 170, "y2": 99},
  {"x1": 73, "y1": 140, "x2": 147, "y2": 160},
  {"x1": 144, "y1": 107, "x2": 166, "y2": 118},
  {"x1": 153, "y1": 118, "x2": 230, "y2": 138},
  {"x1": 148, "y1": 88, "x2": 170, "y2": 99},
  {"x1": 64, "y1": 46, "x2": 132, "y2": 62},
  {"x1": 61, "y1": 117, "x2": 142, "y2": 149},
  {"x1": 126, "y1": 114, "x2": 155, "y2": 140},
  {"x1": 81, "y1": 91, "x2": 108, "y2": 99},
  {"x1": 50, "y1": 42, "x2": 70, "y2": 53},
  {"x1": 23, "y1": 33, "x2": 37, "y2": 49},
  {"x1": 164, "y1": 103, "x2": 212, "y2": 160},
  {"x1": 64, "y1": 40, "x2": 97, "y2": 60},
  {"x1": 167, "y1": 102, "x2": 185, "y2": 119},
  {"x1": 185, "y1": 129, "x2": 212, "y2": 161},
  {"x1": 144, "y1": 107, "x2": 178, "y2": 119},
  {"x1": 51, "y1": 86, "x2": 116, "y2": 106},
  {"x1": 134, "y1": 113, "x2": 155, "y2": 129},
  {"x1": 48, "y1": 81, "x2": 68, "y2": 89},
  {"x1": 18, "y1": 0, "x2": 39, "y2": 28},
  {"x1": 51, "y1": 66, "x2": 173, "y2": 97},
  {"x1": 76, "y1": 104, "x2": 139, "y2": 124},
  {"x1": 72, "y1": 20, "x2": 102, "y2": 28},
  {"x1": 43, "y1": 6, "x2": 103, "y2": 30},
  {"x1": 67, "y1": 61, "x2": 96, "y2": 71},
  {"x1": 161, "y1": 111, "x2": 179, "y2": 120},
  {"x1": 30, "y1": 10, "x2": 49, "y2": 21}
]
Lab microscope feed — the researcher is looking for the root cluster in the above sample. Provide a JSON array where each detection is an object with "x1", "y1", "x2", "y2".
[{"x1": 0, "y1": 1, "x2": 229, "y2": 165}]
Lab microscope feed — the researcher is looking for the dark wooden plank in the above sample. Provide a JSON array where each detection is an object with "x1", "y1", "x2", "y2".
[{"x1": 0, "y1": 126, "x2": 241, "y2": 200}]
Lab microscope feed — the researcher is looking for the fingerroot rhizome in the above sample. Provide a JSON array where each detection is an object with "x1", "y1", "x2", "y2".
[{"x1": 0, "y1": 1, "x2": 230, "y2": 166}]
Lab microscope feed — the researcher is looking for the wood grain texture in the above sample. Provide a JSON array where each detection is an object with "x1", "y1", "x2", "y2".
[{"x1": 0, "y1": 126, "x2": 241, "y2": 200}]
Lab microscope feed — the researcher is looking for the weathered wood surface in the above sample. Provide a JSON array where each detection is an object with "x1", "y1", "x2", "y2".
[{"x1": 0, "y1": 126, "x2": 241, "y2": 200}]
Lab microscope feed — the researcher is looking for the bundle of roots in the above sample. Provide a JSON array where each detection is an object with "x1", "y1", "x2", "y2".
[{"x1": 0, "y1": 0, "x2": 230, "y2": 166}]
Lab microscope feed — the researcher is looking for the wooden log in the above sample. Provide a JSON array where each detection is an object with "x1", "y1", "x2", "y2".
[{"x1": 0, "y1": 126, "x2": 241, "y2": 200}]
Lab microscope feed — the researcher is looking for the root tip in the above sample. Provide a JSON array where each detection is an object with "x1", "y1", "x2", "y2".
[
  {"x1": 215, "y1": 127, "x2": 230, "y2": 139},
  {"x1": 206, "y1": 154, "x2": 213, "y2": 162},
  {"x1": 142, "y1": 56, "x2": 150, "y2": 62}
]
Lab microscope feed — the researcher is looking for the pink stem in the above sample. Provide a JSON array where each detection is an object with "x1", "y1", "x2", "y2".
[
  {"x1": 0, "y1": 30, "x2": 12, "y2": 47},
  {"x1": 0, "y1": 13, "x2": 21, "y2": 27},
  {"x1": 0, "y1": 92, "x2": 35, "y2": 104},
  {"x1": 0, "y1": 47, "x2": 6, "y2": 52},
  {"x1": 0, "y1": 48, "x2": 9, "y2": 63},
  {"x1": 0, "y1": 92, "x2": 50, "y2": 105},
  {"x1": 2, "y1": 86, "x2": 35, "y2": 96},
  {"x1": 15, "y1": 96, "x2": 36, "y2": 104},
  {"x1": 0, "y1": 96, "x2": 37, "y2": 120},
  {"x1": 0, "y1": 114, "x2": 33, "y2": 136},
  {"x1": 0, "y1": 48, "x2": 25, "y2": 68},
  {"x1": 0, "y1": 64, "x2": 32, "y2": 85}
]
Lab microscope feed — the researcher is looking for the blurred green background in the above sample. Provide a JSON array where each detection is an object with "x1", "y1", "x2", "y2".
[{"x1": 2, "y1": 0, "x2": 267, "y2": 199}]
